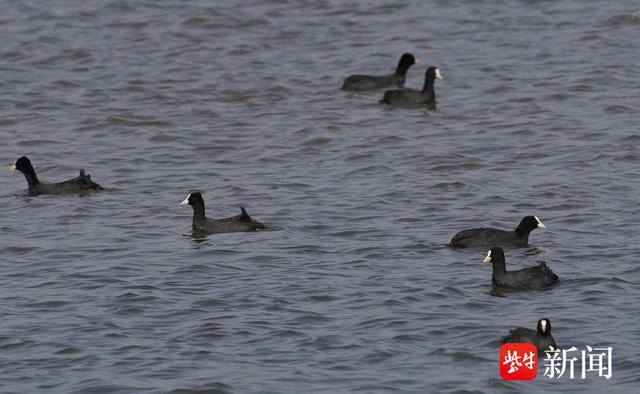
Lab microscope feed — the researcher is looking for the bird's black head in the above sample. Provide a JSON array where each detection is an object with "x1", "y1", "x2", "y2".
[
  {"x1": 396, "y1": 53, "x2": 420, "y2": 75},
  {"x1": 10, "y1": 155, "x2": 40, "y2": 186},
  {"x1": 11, "y1": 156, "x2": 34, "y2": 174},
  {"x1": 426, "y1": 66, "x2": 443, "y2": 81},
  {"x1": 537, "y1": 318, "x2": 552, "y2": 335},
  {"x1": 518, "y1": 216, "x2": 546, "y2": 233},
  {"x1": 399, "y1": 53, "x2": 420, "y2": 66},
  {"x1": 483, "y1": 247, "x2": 505, "y2": 264},
  {"x1": 180, "y1": 192, "x2": 204, "y2": 207}
]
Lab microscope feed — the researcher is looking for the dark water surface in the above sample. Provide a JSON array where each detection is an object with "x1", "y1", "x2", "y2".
[{"x1": 1, "y1": 1, "x2": 639, "y2": 393}]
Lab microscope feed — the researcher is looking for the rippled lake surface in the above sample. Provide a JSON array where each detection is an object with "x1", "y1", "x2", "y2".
[{"x1": 1, "y1": 1, "x2": 639, "y2": 393}]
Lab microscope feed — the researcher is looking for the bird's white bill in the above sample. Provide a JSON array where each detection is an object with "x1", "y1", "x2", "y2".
[
  {"x1": 180, "y1": 194, "x2": 190, "y2": 207},
  {"x1": 541, "y1": 319, "x2": 547, "y2": 332},
  {"x1": 9, "y1": 164, "x2": 16, "y2": 171},
  {"x1": 535, "y1": 216, "x2": 546, "y2": 228},
  {"x1": 435, "y1": 69, "x2": 443, "y2": 80},
  {"x1": 415, "y1": 58, "x2": 421, "y2": 64},
  {"x1": 483, "y1": 250, "x2": 492, "y2": 264}
]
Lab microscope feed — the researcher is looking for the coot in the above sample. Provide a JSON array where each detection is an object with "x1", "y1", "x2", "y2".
[
  {"x1": 180, "y1": 192, "x2": 264, "y2": 234},
  {"x1": 483, "y1": 247, "x2": 559, "y2": 290},
  {"x1": 10, "y1": 156, "x2": 103, "y2": 195},
  {"x1": 449, "y1": 216, "x2": 545, "y2": 248}
]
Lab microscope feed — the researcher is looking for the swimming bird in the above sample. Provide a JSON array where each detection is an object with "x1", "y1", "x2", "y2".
[
  {"x1": 379, "y1": 66, "x2": 442, "y2": 108},
  {"x1": 341, "y1": 53, "x2": 420, "y2": 91},
  {"x1": 483, "y1": 247, "x2": 559, "y2": 290},
  {"x1": 449, "y1": 216, "x2": 546, "y2": 248},
  {"x1": 501, "y1": 318, "x2": 557, "y2": 351},
  {"x1": 10, "y1": 156, "x2": 103, "y2": 195},
  {"x1": 180, "y1": 192, "x2": 264, "y2": 234}
]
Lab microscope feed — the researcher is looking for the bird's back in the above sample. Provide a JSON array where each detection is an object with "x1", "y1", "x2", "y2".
[
  {"x1": 450, "y1": 228, "x2": 520, "y2": 247},
  {"x1": 495, "y1": 263, "x2": 559, "y2": 289},
  {"x1": 198, "y1": 208, "x2": 264, "y2": 234},
  {"x1": 343, "y1": 74, "x2": 399, "y2": 91},
  {"x1": 33, "y1": 170, "x2": 103, "y2": 195},
  {"x1": 502, "y1": 327, "x2": 556, "y2": 351},
  {"x1": 502, "y1": 327, "x2": 536, "y2": 343}
]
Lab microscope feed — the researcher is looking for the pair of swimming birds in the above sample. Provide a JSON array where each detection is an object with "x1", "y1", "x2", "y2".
[
  {"x1": 9, "y1": 156, "x2": 263, "y2": 234},
  {"x1": 341, "y1": 53, "x2": 443, "y2": 108},
  {"x1": 450, "y1": 215, "x2": 559, "y2": 290}
]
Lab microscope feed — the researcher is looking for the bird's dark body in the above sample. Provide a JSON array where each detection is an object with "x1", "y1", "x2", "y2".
[{"x1": 12, "y1": 156, "x2": 103, "y2": 195}]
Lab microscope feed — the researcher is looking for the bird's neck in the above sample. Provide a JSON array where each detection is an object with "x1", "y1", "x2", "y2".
[
  {"x1": 515, "y1": 223, "x2": 531, "y2": 238},
  {"x1": 422, "y1": 78, "x2": 435, "y2": 100},
  {"x1": 492, "y1": 260, "x2": 507, "y2": 275},
  {"x1": 395, "y1": 62, "x2": 411, "y2": 76},
  {"x1": 21, "y1": 165, "x2": 40, "y2": 186},
  {"x1": 192, "y1": 201, "x2": 206, "y2": 224}
]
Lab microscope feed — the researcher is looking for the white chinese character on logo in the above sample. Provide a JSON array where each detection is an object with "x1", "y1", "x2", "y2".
[
  {"x1": 522, "y1": 351, "x2": 536, "y2": 370},
  {"x1": 582, "y1": 346, "x2": 613, "y2": 379},
  {"x1": 503, "y1": 350, "x2": 523, "y2": 373},
  {"x1": 543, "y1": 346, "x2": 578, "y2": 379}
]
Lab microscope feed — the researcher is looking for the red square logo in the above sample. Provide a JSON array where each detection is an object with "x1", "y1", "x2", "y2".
[{"x1": 500, "y1": 343, "x2": 538, "y2": 380}]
